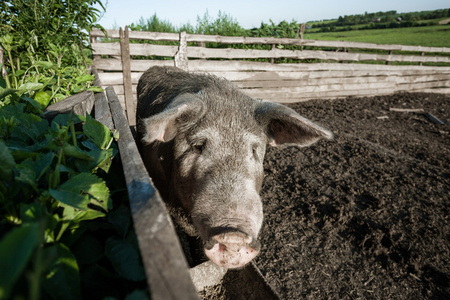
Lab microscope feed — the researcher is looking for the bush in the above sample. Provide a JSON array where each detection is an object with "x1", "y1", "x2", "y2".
[{"x1": 1, "y1": 2, "x2": 149, "y2": 299}]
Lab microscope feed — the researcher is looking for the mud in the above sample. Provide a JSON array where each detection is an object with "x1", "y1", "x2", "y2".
[{"x1": 255, "y1": 92, "x2": 450, "y2": 299}]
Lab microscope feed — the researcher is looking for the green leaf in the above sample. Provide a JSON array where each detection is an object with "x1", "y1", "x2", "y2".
[
  {"x1": 43, "y1": 243, "x2": 81, "y2": 300},
  {"x1": 51, "y1": 113, "x2": 85, "y2": 129},
  {"x1": 83, "y1": 114, "x2": 112, "y2": 150},
  {"x1": 63, "y1": 143, "x2": 95, "y2": 161},
  {"x1": 0, "y1": 88, "x2": 17, "y2": 100},
  {"x1": 86, "y1": 86, "x2": 104, "y2": 93},
  {"x1": 49, "y1": 173, "x2": 111, "y2": 211},
  {"x1": 17, "y1": 82, "x2": 44, "y2": 93},
  {"x1": 62, "y1": 206, "x2": 105, "y2": 226},
  {"x1": 105, "y1": 237, "x2": 146, "y2": 282},
  {"x1": 33, "y1": 61, "x2": 56, "y2": 69},
  {"x1": 49, "y1": 189, "x2": 89, "y2": 211},
  {"x1": 34, "y1": 91, "x2": 51, "y2": 108},
  {"x1": 0, "y1": 140, "x2": 15, "y2": 181},
  {"x1": 16, "y1": 161, "x2": 38, "y2": 192},
  {"x1": 20, "y1": 202, "x2": 46, "y2": 224},
  {"x1": 0, "y1": 223, "x2": 40, "y2": 299}
]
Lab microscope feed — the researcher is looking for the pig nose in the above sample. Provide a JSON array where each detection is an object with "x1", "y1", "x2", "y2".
[{"x1": 204, "y1": 230, "x2": 260, "y2": 269}]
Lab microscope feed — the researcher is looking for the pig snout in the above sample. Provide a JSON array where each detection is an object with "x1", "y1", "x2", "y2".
[
  {"x1": 204, "y1": 229, "x2": 260, "y2": 269},
  {"x1": 189, "y1": 178, "x2": 264, "y2": 269}
]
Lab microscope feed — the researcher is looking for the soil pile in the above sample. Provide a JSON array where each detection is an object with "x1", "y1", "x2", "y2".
[{"x1": 257, "y1": 92, "x2": 450, "y2": 299}]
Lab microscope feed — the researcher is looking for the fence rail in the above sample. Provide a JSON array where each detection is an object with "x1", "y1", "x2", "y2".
[{"x1": 90, "y1": 28, "x2": 450, "y2": 112}]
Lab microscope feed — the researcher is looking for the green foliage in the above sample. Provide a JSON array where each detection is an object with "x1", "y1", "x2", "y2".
[
  {"x1": 196, "y1": 10, "x2": 245, "y2": 36},
  {"x1": 0, "y1": 0, "x2": 106, "y2": 67},
  {"x1": 130, "y1": 14, "x2": 180, "y2": 33},
  {"x1": 1, "y1": 1, "x2": 149, "y2": 299},
  {"x1": 0, "y1": 104, "x2": 124, "y2": 299},
  {"x1": 248, "y1": 19, "x2": 302, "y2": 38},
  {"x1": 0, "y1": 33, "x2": 102, "y2": 108},
  {"x1": 0, "y1": 0, "x2": 105, "y2": 107}
]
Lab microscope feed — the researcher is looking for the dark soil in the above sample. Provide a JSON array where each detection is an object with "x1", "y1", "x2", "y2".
[{"x1": 255, "y1": 92, "x2": 450, "y2": 299}]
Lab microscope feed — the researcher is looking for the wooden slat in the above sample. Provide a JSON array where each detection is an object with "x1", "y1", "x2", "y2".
[
  {"x1": 96, "y1": 68, "x2": 450, "y2": 87},
  {"x1": 235, "y1": 74, "x2": 450, "y2": 88},
  {"x1": 211, "y1": 69, "x2": 450, "y2": 81},
  {"x1": 94, "y1": 43, "x2": 450, "y2": 63},
  {"x1": 186, "y1": 60, "x2": 450, "y2": 73},
  {"x1": 94, "y1": 58, "x2": 173, "y2": 72},
  {"x1": 98, "y1": 72, "x2": 143, "y2": 85},
  {"x1": 91, "y1": 67, "x2": 114, "y2": 130},
  {"x1": 90, "y1": 29, "x2": 450, "y2": 54},
  {"x1": 92, "y1": 43, "x2": 178, "y2": 57},
  {"x1": 183, "y1": 47, "x2": 450, "y2": 63},
  {"x1": 43, "y1": 91, "x2": 95, "y2": 121},
  {"x1": 90, "y1": 29, "x2": 180, "y2": 42},
  {"x1": 106, "y1": 87, "x2": 199, "y2": 300},
  {"x1": 119, "y1": 26, "x2": 136, "y2": 126}
]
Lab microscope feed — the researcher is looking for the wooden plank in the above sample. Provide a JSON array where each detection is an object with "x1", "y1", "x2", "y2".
[
  {"x1": 120, "y1": 26, "x2": 136, "y2": 126},
  {"x1": 105, "y1": 87, "x2": 199, "y2": 300},
  {"x1": 186, "y1": 60, "x2": 450, "y2": 73},
  {"x1": 98, "y1": 72, "x2": 143, "y2": 85},
  {"x1": 184, "y1": 33, "x2": 450, "y2": 53},
  {"x1": 130, "y1": 43, "x2": 178, "y2": 57},
  {"x1": 94, "y1": 59, "x2": 173, "y2": 72},
  {"x1": 90, "y1": 29, "x2": 180, "y2": 41},
  {"x1": 90, "y1": 29, "x2": 450, "y2": 54},
  {"x1": 94, "y1": 57, "x2": 450, "y2": 74},
  {"x1": 92, "y1": 43, "x2": 178, "y2": 57},
  {"x1": 43, "y1": 91, "x2": 95, "y2": 122},
  {"x1": 94, "y1": 42, "x2": 449, "y2": 64},
  {"x1": 234, "y1": 74, "x2": 450, "y2": 88},
  {"x1": 111, "y1": 84, "x2": 138, "y2": 95},
  {"x1": 183, "y1": 47, "x2": 450, "y2": 63},
  {"x1": 212, "y1": 70, "x2": 450, "y2": 82},
  {"x1": 96, "y1": 69, "x2": 450, "y2": 90},
  {"x1": 91, "y1": 67, "x2": 114, "y2": 130}
]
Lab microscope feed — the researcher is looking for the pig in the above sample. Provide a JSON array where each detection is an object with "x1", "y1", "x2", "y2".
[{"x1": 136, "y1": 66, "x2": 333, "y2": 269}]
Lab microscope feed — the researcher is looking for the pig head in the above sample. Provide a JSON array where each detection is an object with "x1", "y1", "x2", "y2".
[{"x1": 136, "y1": 66, "x2": 333, "y2": 269}]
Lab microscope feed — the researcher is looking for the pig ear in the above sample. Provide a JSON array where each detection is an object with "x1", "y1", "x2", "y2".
[
  {"x1": 140, "y1": 94, "x2": 205, "y2": 144},
  {"x1": 255, "y1": 101, "x2": 333, "y2": 147}
]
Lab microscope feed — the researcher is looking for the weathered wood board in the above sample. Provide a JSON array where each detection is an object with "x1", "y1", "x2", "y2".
[{"x1": 90, "y1": 29, "x2": 450, "y2": 106}]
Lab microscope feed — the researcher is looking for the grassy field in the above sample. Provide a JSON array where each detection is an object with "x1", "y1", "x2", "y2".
[{"x1": 305, "y1": 25, "x2": 450, "y2": 47}]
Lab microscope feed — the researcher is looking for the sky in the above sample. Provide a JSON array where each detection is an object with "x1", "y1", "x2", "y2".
[{"x1": 95, "y1": 0, "x2": 450, "y2": 30}]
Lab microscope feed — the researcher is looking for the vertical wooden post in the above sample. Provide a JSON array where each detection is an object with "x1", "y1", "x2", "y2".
[
  {"x1": 175, "y1": 31, "x2": 188, "y2": 71},
  {"x1": 300, "y1": 23, "x2": 306, "y2": 39},
  {"x1": 119, "y1": 26, "x2": 136, "y2": 126}
]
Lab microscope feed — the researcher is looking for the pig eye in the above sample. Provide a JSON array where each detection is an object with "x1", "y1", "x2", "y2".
[{"x1": 192, "y1": 141, "x2": 206, "y2": 154}]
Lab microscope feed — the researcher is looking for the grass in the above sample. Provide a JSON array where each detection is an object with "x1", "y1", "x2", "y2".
[{"x1": 304, "y1": 25, "x2": 450, "y2": 48}]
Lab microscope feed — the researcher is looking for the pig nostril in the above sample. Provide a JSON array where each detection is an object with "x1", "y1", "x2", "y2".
[{"x1": 204, "y1": 238, "x2": 218, "y2": 250}]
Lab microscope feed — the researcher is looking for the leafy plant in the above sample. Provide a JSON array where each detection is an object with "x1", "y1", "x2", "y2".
[{"x1": 1, "y1": 1, "x2": 150, "y2": 299}]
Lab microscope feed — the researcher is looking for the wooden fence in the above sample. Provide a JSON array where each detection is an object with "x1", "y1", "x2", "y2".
[{"x1": 90, "y1": 28, "x2": 450, "y2": 123}]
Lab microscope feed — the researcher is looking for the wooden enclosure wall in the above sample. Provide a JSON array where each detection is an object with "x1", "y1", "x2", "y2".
[{"x1": 90, "y1": 28, "x2": 450, "y2": 115}]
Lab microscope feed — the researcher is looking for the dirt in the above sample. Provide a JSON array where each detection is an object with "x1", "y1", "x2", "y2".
[{"x1": 254, "y1": 92, "x2": 450, "y2": 299}]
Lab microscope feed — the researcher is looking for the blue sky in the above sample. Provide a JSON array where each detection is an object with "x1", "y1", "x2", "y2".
[{"x1": 96, "y1": 0, "x2": 449, "y2": 30}]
